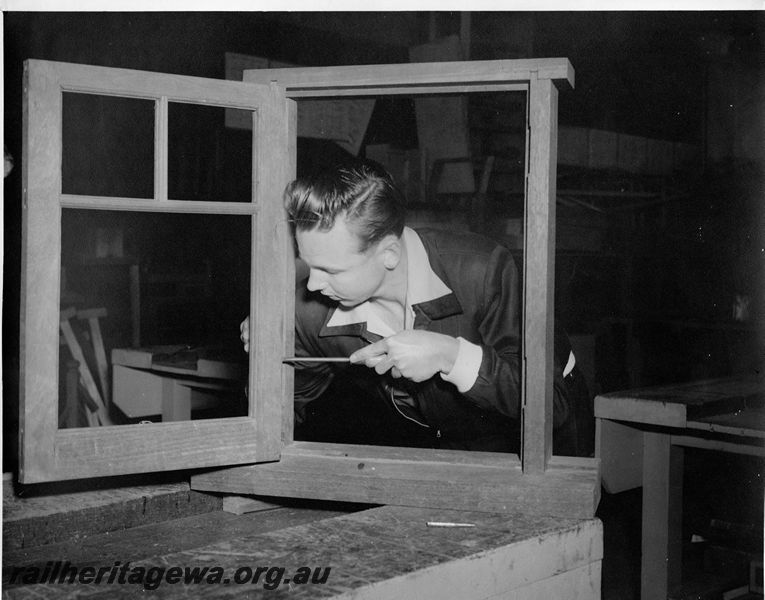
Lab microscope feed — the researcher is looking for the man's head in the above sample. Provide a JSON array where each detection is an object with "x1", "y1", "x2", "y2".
[
  {"x1": 284, "y1": 164, "x2": 408, "y2": 307},
  {"x1": 284, "y1": 163, "x2": 406, "y2": 253}
]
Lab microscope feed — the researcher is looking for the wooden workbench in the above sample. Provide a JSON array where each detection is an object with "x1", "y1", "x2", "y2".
[
  {"x1": 595, "y1": 374, "x2": 765, "y2": 600},
  {"x1": 4, "y1": 490, "x2": 602, "y2": 599}
]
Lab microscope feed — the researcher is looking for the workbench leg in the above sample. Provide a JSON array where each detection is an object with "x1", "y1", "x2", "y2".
[
  {"x1": 641, "y1": 431, "x2": 684, "y2": 600},
  {"x1": 129, "y1": 264, "x2": 141, "y2": 348},
  {"x1": 63, "y1": 358, "x2": 81, "y2": 428},
  {"x1": 161, "y1": 379, "x2": 192, "y2": 422}
]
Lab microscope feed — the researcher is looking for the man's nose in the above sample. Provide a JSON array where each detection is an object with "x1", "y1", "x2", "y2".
[{"x1": 306, "y1": 269, "x2": 325, "y2": 292}]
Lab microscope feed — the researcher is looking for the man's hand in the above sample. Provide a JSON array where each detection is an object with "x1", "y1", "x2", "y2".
[
  {"x1": 239, "y1": 316, "x2": 250, "y2": 353},
  {"x1": 349, "y1": 330, "x2": 459, "y2": 381}
]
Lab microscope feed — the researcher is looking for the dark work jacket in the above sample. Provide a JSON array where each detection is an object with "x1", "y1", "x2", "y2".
[{"x1": 292, "y1": 228, "x2": 573, "y2": 453}]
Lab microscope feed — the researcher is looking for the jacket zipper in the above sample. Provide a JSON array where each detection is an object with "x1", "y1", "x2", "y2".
[{"x1": 388, "y1": 388, "x2": 430, "y2": 429}]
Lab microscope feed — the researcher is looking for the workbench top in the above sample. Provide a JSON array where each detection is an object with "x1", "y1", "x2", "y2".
[{"x1": 4, "y1": 501, "x2": 602, "y2": 599}]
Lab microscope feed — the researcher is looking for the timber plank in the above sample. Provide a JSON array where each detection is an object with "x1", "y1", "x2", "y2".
[
  {"x1": 244, "y1": 58, "x2": 575, "y2": 94},
  {"x1": 523, "y1": 73, "x2": 558, "y2": 474},
  {"x1": 191, "y1": 444, "x2": 600, "y2": 518},
  {"x1": 3, "y1": 481, "x2": 220, "y2": 552},
  {"x1": 595, "y1": 374, "x2": 765, "y2": 428},
  {"x1": 26, "y1": 59, "x2": 277, "y2": 108}
]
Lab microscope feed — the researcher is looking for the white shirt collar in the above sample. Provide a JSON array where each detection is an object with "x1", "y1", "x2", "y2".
[{"x1": 326, "y1": 227, "x2": 452, "y2": 336}]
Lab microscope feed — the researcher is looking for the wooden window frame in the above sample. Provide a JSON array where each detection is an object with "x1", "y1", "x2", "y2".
[
  {"x1": 191, "y1": 58, "x2": 600, "y2": 519},
  {"x1": 19, "y1": 60, "x2": 291, "y2": 482},
  {"x1": 20, "y1": 58, "x2": 599, "y2": 518}
]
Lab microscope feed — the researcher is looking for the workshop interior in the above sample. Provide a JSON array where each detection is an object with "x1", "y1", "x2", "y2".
[{"x1": 3, "y1": 11, "x2": 764, "y2": 600}]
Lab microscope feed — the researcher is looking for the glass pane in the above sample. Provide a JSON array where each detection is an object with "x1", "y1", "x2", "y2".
[
  {"x1": 59, "y1": 209, "x2": 251, "y2": 427},
  {"x1": 291, "y1": 91, "x2": 527, "y2": 454},
  {"x1": 168, "y1": 102, "x2": 252, "y2": 202},
  {"x1": 62, "y1": 93, "x2": 154, "y2": 198}
]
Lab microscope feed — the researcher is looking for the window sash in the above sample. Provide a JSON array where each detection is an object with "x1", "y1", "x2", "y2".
[{"x1": 19, "y1": 59, "x2": 292, "y2": 482}]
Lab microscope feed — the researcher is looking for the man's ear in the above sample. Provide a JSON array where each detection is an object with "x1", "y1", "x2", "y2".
[{"x1": 379, "y1": 234, "x2": 403, "y2": 270}]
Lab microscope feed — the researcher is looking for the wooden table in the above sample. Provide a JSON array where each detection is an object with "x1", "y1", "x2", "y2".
[
  {"x1": 595, "y1": 374, "x2": 765, "y2": 600},
  {"x1": 111, "y1": 346, "x2": 245, "y2": 422}
]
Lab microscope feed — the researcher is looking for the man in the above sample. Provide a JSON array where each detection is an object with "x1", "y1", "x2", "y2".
[{"x1": 241, "y1": 164, "x2": 589, "y2": 454}]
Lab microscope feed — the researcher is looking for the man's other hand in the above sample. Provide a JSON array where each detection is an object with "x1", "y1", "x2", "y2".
[{"x1": 239, "y1": 316, "x2": 250, "y2": 353}]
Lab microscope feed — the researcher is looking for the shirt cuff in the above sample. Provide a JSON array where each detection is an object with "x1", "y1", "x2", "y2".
[{"x1": 440, "y1": 337, "x2": 483, "y2": 393}]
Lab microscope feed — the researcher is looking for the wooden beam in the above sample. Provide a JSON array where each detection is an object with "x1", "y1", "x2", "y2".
[
  {"x1": 282, "y1": 97, "x2": 298, "y2": 446},
  {"x1": 77, "y1": 308, "x2": 110, "y2": 412},
  {"x1": 59, "y1": 316, "x2": 113, "y2": 426},
  {"x1": 129, "y1": 264, "x2": 140, "y2": 347},
  {"x1": 641, "y1": 432, "x2": 684, "y2": 600},
  {"x1": 595, "y1": 395, "x2": 688, "y2": 428},
  {"x1": 243, "y1": 58, "x2": 574, "y2": 96},
  {"x1": 154, "y1": 95, "x2": 168, "y2": 201},
  {"x1": 60, "y1": 195, "x2": 259, "y2": 214},
  {"x1": 248, "y1": 81, "x2": 294, "y2": 459},
  {"x1": 3, "y1": 481, "x2": 221, "y2": 552},
  {"x1": 47, "y1": 418, "x2": 273, "y2": 480},
  {"x1": 20, "y1": 59, "x2": 63, "y2": 482},
  {"x1": 26, "y1": 59, "x2": 276, "y2": 108},
  {"x1": 271, "y1": 83, "x2": 529, "y2": 98},
  {"x1": 62, "y1": 359, "x2": 81, "y2": 428},
  {"x1": 595, "y1": 375, "x2": 765, "y2": 428},
  {"x1": 670, "y1": 434, "x2": 765, "y2": 455},
  {"x1": 523, "y1": 74, "x2": 558, "y2": 474},
  {"x1": 191, "y1": 442, "x2": 600, "y2": 519}
]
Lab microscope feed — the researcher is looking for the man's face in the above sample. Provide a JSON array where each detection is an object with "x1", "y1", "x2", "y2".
[{"x1": 296, "y1": 218, "x2": 388, "y2": 308}]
